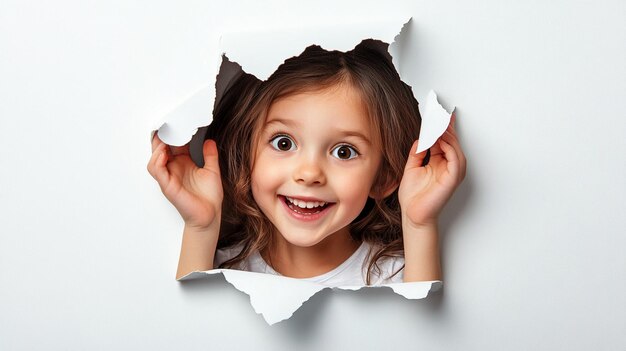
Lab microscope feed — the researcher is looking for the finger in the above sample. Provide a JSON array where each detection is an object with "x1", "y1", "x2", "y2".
[
  {"x1": 429, "y1": 120, "x2": 456, "y2": 160},
  {"x1": 151, "y1": 132, "x2": 177, "y2": 160},
  {"x1": 171, "y1": 144, "x2": 190, "y2": 156},
  {"x1": 446, "y1": 113, "x2": 457, "y2": 137},
  {"x1": 441, "y1": 129, "x2": 460, "y2": 150},
  {"x1": 439, "y1": 139, "x2": 461, "y2": 181},
  {"x1": 441, "y1": 128, "x2": 466, "y2": 180},
  {"x1": 441, "y1": 118, "x2": 461, "y2": 151},
  {"x1": 441, "y1": 132, "x2": 462, "y2": 171},
  {"x1": 202, "y1": 139, "x2": 221, "y2": 173},
  {"x1": 152, "y1": 144, "x2": 171, "y2": 189},
  {"x1": 147, "y1": 142, "x2": 164, "y2": 177},
  {"x1": 405, "y1": 140, "x2": 429, "y2": 170},
  {"x1": 151, "y1": 132, "x2": 163, "y2": 152},
  {"x1": 148, "y1": 145, "x2": 160, "y2": 178},
  {"x1": 428, "y1": 137, "x2": 444, "y2": 158}
]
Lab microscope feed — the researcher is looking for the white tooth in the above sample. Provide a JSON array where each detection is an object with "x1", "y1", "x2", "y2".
[{"x1": 287, "y1": 197, "x2": 328, "y2": 208}]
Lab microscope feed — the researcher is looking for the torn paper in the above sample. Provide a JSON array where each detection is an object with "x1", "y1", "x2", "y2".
[
  {"x1": 180, "y1": 270, "x2": 441, "y2": 325},
  {"x1": 155, "y1": 16, "x2": 451, "y2": 324},
  {"x1": 156, "y1": 17, "x2": 451, "y2": 149},
  {"x1": 417, "y1": 90, "x2": 453, "y2": 153}
]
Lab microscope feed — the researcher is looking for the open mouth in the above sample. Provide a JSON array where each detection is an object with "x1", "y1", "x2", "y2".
[{"x1": 279, "y1": 195, "x2": 334, "y2": 216}]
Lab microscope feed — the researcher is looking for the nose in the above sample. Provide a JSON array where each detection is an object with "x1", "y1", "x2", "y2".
[{"x1": 293, "y1": 155, "x2": 326, "y2": 186}]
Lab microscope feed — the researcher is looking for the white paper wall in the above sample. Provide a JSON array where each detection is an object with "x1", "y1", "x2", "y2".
[{"x1": 1, "y1": 0, "x2": 624, "y2": 349}]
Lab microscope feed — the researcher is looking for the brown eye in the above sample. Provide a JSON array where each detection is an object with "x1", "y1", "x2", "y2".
[
  {"x1": 332, "y1": 145, "x2": 358, "y2": 160},
  {"x1": 270, "y1": 135, "x2": 296, "y2": 151}
]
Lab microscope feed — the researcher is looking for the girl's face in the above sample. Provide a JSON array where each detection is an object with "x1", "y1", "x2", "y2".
[{"x1": 251, "y1": 83, "x2": 382, "y2": 248}]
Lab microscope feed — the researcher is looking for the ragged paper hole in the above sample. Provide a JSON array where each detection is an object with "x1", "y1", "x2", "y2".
[{"x1": 154, "y1": 17, "x2": 454, "y2": 325}]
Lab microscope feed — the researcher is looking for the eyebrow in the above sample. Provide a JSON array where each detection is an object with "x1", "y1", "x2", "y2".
[
  {"x1": 264, "y1": 118, "x2": 372, "y2": 145},
  {"x1": 264, "y1": 118, "x2": 298, "y2": 129},
  {"x1": 334, "y1": 129, "x2": 372, "y2": 145}
]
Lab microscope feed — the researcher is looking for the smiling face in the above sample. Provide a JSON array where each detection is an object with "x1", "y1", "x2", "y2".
[{"x1": 250, "y1": 83, "x2": 383, "y2": 248}]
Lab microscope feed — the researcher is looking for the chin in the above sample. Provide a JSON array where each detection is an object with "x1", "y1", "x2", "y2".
[{"x1": 279, "y1": 230, "x2": 327, "y2": 248}]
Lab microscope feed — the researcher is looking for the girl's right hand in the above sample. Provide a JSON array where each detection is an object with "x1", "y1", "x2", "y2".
[{"x1": 147, "y1": 134, "x2": 224, "y2": 230}]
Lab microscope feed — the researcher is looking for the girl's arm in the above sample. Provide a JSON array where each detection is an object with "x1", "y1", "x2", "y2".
[
  {"x1": 402, "y1": 223, "x2": 442, "y2": 281},
  {"x1": 147, "y1": 135, "x2": 224, "y2": 280},
  {"x1": 398, "y1": 115, "x2": 466, "y2": 282},
  {"x1": 176, "y1": 221, "x2": 221, "y2": 280}
]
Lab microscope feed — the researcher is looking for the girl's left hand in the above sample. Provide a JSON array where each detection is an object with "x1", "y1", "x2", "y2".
[{"x1": 398, "y1": 114, "x2": 467, "y2": 228}]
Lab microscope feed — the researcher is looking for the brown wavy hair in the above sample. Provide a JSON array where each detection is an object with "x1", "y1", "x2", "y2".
[{"x1": 206, "y1": 40, "x2": 421, "y2": 284}]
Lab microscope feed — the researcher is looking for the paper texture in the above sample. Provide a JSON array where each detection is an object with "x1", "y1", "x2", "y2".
[{"x1": 156, "y1": 16, "x2": 451, "y2": 324}]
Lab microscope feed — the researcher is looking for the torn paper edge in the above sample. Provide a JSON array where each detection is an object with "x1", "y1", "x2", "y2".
[
  {"x1": 180, "y1": 270, "x2": 442, "y2": 325},
  {"x1": 155, "y1": 17, "x2": 451, "y2": 150},
  {"x1": 417, "y1": 90, "x2": 453, "y2": 153},
  {"x1": 156, "y1": 17, "x2": 452, "y2": 324}
]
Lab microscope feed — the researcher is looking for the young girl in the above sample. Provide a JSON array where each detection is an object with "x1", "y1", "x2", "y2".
[{"x1": 147, "y1": 40, "x2": 466, "y2": 286}]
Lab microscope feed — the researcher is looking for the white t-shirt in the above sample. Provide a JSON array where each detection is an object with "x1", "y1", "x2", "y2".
[{"x1": 214, "y1": 241, "x2": 404, "y2": 286}]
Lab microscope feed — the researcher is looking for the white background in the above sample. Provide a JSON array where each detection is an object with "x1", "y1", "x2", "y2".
[{"x1": 1, "y1": 0, "x2": 625, "y2": 349}]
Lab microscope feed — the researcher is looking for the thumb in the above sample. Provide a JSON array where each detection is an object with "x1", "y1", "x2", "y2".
[
  {"x1": 202, "y1": 139, "x2": 220, "y2": 171},
  {"x1": 404, "y1": 140, "x2": 430, "y2": 171}
]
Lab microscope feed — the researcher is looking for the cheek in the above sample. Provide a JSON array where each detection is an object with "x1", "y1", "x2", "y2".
[
  {"x1": 332, "y1": 157, "x2": 382, "y2": 206},
  {"x1": 251, "y1": 153, "x2": 284, "y2": 197},
  {"x1": 331, "y1": 169, "x2": 375, "y2": 208}
]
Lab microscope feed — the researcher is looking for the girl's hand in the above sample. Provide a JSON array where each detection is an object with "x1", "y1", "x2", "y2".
[
  {"x1": 147, "y1": 134, "x2": 223, "y2": 230},
  {"x1": 398, "y1": 115, "x2": 466, "y2": 229}
]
